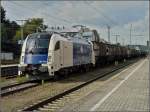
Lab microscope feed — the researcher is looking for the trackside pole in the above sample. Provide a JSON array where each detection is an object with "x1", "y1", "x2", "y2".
[
  {"x1": 115, "y1": 61, "x2": 118, "y2": 66},
  {"x1": 41, "y1": 80, "x2": 44, "y2": 85},
  {"x1": 124, "y1": 59, "x2": 126, "y2": 62}
]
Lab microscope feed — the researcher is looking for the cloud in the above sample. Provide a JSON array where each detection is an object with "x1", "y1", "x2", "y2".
[
  {"x1": 111, "y1": 10, "x2": 149, "y2": 45},
  {"x1": 2, "y1": 1, "x2": 149, "y2": 45}
]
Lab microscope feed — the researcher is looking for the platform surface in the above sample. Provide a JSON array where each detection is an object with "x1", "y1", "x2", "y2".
[
  {"x1": 59, "y1": 59, "x2": 149, "y2": 111},
  {"x1": 1, "y1": 64, "x2": 18, "y2": 68}
]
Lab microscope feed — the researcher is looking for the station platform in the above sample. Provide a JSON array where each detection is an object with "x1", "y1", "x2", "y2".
[
  {"x1": 1, "y1": 64, "x2": 18, "y2": 68},
  {"x1": 59, "y1": 59, "x2": 149, "y2": 111}
]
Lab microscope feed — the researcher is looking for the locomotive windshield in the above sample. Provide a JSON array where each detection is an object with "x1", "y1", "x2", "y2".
[{"x1": 25, "y1": 33, "x2": 51, "y2": 54}]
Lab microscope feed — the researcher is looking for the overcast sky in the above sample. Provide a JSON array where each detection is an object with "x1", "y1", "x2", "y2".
[{"x1": 2, "y1": 1, "x2": 149, "y2": 45}]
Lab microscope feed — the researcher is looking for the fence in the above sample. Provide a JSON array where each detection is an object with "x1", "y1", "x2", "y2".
[{"x1": 1, "y1": 52, "x2": 13, "y2": 60}]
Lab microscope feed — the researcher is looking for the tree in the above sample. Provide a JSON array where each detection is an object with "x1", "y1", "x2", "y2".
[
  {"x1": 1, "y1": 6, "x2": 21, "y2": 56},
  {"x1": 1, "y1": 24, "x2": 7, "y2": 41},
  {"x1": 2, "y1": 20, "x2": 20, "y2": 42},
  {"x1": 1, "y1": 6, "x2": 6, "y2": 23},
  {"x1": 1, "y1": 6, "x2": 7, "y2": 41},
  {"x1": 14, "y1": 18, "x2": 47, "y2": 41},
  {"x1": 1, "y1": 6, "x2": 20, "y2": 42}
]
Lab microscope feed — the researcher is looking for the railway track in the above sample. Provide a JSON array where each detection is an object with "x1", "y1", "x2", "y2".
[
  {"x1": 1, "y1": 81, "x2": 39, "y2": 97},
  {"x1": 21, "y1": 60, "x2": 137, "y2": 112},
  {"x1": 4, "y1": 75, "x2": 18, "y2": 79}
]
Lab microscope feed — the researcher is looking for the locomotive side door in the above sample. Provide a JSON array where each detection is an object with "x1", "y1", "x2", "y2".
[{"x1": 62, "y1": 41, "x2": 73, "y2": 68}]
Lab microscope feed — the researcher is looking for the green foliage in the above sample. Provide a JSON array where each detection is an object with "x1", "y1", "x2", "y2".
[
  {"x1": 14, "y1": 18, "x2": 47, "y2": 41},
  {"x1": 2, "y1": 20, "x2": 20, "y2": 42},
  {"x1": 16, "y1": 76, "x2": 28, "y2": 83},
  {"x1": 13, "y1": 30, "x2": 21, "y2": 41},
  {"x1": 1, "y1": 6, "x2": 20, "y2": 43},
  {"x1": 1, "y1": 23, "x2": 7, "y2": 41},
  {"x1": 1, "y1": 6, "x2": 47, "y2": 43},
  {"x1": 1, "y1": 6, "x2": 6, "y2": 23}
]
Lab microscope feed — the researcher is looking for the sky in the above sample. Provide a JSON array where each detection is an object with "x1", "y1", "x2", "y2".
[{"x1": 2, "y1": 1, "x2": 149, "y2": 45}]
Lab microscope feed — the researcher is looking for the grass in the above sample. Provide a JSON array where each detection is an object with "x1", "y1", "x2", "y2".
[{"x1": 16, "y1": 75, "x2": 28, "y2": 83}]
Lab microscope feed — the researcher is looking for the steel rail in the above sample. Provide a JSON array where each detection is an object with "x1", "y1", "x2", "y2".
[{"x1": 1, "y1": 81, "x2": 39, "y2": 97}]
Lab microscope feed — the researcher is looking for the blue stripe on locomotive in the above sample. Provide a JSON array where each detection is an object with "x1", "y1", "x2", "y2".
[
  {"x1": 73, "y1": 42, "x2": 92, "y2": 65},
  {"x1": 24, "y1": 54, "x2": 48, "y2": 64}
]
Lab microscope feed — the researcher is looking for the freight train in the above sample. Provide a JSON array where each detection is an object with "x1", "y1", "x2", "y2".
[{"x1": 18, "y1": 28, "x2": 146, "y2": 80}]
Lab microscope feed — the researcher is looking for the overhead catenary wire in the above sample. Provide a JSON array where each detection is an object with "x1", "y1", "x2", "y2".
[
  {"x1": 9, "y1": 1, "x2": 66, "y2": 24},
  {"x1": 9, "y1": 1, "x2": 73, "y2": 26},
  {"x1": 7, "y1": 1, "x2": 119, "y2": 27},
  {"x1": 84, "y1": 1, "x2": 120, "y2": 43},
  {"x1": 42, "y1": 2, "x2": 79, "y2": 25},
  {"x1": 112, "y1": 34, "x2": 120, "y2": 44},
  {"x1": 84, "y1": 1, "x2": 119, "y2": 26}
]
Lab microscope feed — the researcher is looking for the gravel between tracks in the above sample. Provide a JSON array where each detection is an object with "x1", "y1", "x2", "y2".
[
  {"x1": 1, "y1": 76, "x2": 28, "y2": 88},
  {"x1": 1, "y1": 59, "x2": 138, "y2": 112}
]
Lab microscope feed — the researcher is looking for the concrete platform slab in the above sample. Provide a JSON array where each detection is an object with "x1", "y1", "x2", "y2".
[{"x1": 59, "y1": 59, "x2": 149, "y2": 112}]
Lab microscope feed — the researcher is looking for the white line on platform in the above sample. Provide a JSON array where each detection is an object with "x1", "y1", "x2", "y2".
[
  {"x1": 106, "y1": 60, "x2": 139, "y2": 82},
  {"x1": 90, "y1": 59, "x2": 146, "y2": 111}
]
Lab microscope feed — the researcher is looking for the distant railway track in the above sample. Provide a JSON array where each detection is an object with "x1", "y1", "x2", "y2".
[
  {"x1": 21, "y1": 59, "x2": 138, "y2": 112},
  {"x1": 1, "y1": 64, "x2": 18, "y2": 78},
  {"x1": 1, "y1": 81, "x2": 39, "y2": 97}
]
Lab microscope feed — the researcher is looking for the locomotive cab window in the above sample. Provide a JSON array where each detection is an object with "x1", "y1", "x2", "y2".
[{"x1": 55, "y1": 41, "x2": 60, "y2": 50}]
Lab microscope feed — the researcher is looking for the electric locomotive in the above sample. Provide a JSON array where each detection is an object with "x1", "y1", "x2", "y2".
[{"x1": 18, "y1": 32, "x2": 95, "y2": 80}]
